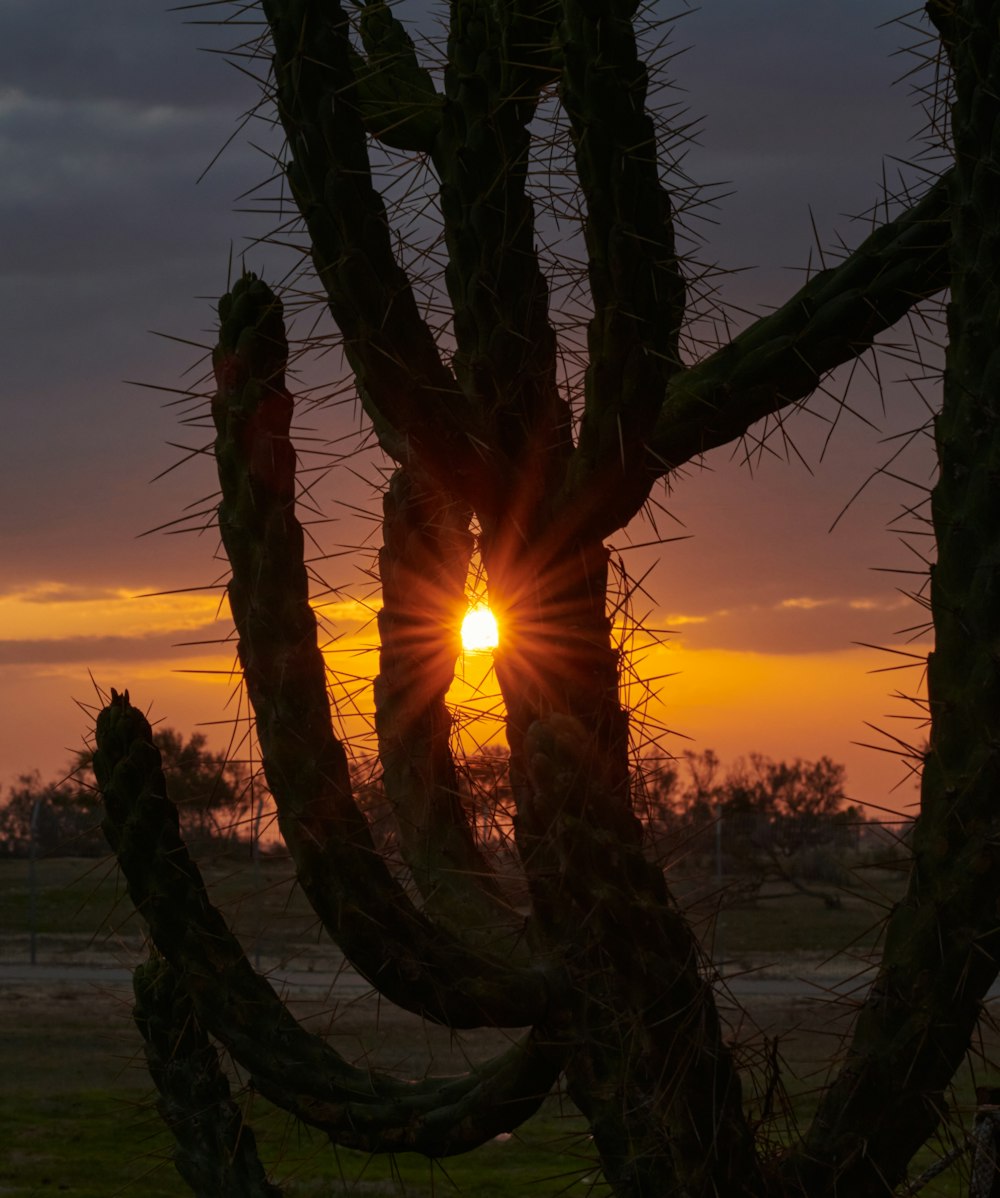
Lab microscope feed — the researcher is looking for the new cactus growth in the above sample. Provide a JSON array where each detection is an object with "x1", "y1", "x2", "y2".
[{"x1": 93, "y1": 2, "x2": 1000, "y2": 1194}]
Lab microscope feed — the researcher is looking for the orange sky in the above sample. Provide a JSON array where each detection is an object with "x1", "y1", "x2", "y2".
[
  {"x1": 0, "y1": 358, "x2": 935, "y2": 820},
  {"x1": 0, "y1": 568, "x2": 928, "y2": 819},
  {"x1": 0, "y1": 3, "x2": 938, "y2": 820},
  {"x1": 0, "y1": 374, "x2": 934, "y2": 821}
]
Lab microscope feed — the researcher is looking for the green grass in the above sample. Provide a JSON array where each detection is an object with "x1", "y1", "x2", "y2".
[
  {"x1": 0, "y1": 990, "x2": 978, "y2": 1197},
  {"x1": 0, "y1": 854, "x2": 907, "y2": 964},
  {"x1": 0, "y1": 857, "x2": 985, "y2": 1195},
  {"x1": 0, "y1": 972, "x2": 606, "y2": 1197},
  {"x1": 1, "y1": 855, "x2": 139, "y2": 937},
  {"x1": 0, "y1": 854, "x2": 326, "y2": 964},
  {"x1": 0, "y1": 1088, "x2": 607, "y2": 1197},
  {"x1": 0, "y1": 986, "x2": 179, "y2": 1197},
  {"x1": 714, "y1": 886, "x2": 893, "y2": 958}
]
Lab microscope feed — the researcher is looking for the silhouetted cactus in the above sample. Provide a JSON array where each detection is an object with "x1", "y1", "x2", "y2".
[
  {"x1": 132, "y1": 953, "x2": 282, "y2": 1198},
  {"x1": 93, "y1": 2, "x2": 1000, "y2": 1194}
]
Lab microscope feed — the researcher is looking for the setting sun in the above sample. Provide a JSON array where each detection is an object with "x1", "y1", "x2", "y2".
[{"x1": 461, "y1": 605, "x2": 499, "y2": 653}]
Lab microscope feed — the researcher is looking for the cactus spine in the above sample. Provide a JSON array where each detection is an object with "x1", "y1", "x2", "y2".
[{"x1": 91, "y1": 2, "x2": 1000, "y2": 1194}]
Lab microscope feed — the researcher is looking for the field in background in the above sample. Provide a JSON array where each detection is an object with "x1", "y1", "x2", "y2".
[
  {"x1": 0, "y1": 856, "x2": 991, "y2": 1196},
  {"x1": 0, "y1": 849, "x2": 910, "y2": 969}
]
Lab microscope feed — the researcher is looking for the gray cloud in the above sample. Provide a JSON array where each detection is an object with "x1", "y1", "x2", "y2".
[
  {"x1": 665, "y1": 594, "x2": 926, "y2": 656},
  {"x1": 1, "y1": 1, "x2": 256, "y2": 109},
  {"x1": 669, "y1": 1, "x2": 941, "y2": 309},
  {"x1": 0, "y1": 629, "x2": 232, "y2": 667},
  {"x1": 0, "y1": 0, "x2": 947, "y2": 784},
  {"x1": 0, "y1": 5, "x2": 294, "y2": 593}
]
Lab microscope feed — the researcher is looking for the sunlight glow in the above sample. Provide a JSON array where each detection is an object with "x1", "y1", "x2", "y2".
[{"x1": 461, "y1": 606, "x2": 499, "y2": 653}]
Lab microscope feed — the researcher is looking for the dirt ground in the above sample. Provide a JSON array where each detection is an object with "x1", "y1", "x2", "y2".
[
  {"x1": 1, "y1": 958, "x2": 985, "y2": 1196},
  {"x1": 0, "y1": 859, "x2": 993, "y2": 1195},
  {"x1": 0, "y1": 932, "x2": 921, "y2": 1127}
]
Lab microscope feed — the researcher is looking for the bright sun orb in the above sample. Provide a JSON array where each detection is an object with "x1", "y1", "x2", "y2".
[{"x1": 461, "y1": 606, "x2": 499, "y2": 653}]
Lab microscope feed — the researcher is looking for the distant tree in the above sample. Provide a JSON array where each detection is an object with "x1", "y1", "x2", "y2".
[
  {"x1": 143, "y1": 728, "x2": 252, "y2": 846},
  {"x1": 642, "y1": 751, "x2": 862, "y2": 901},
  {"x1": 672, "y1": 748, "x2": 724, "y2": 830},
  {"x1": 0, "y1": 771, "x2": 103, "y2": 858},
  {"x1": 633, "y1": 753, "x2": 682, "y2": 832},
  {"x1": 350, "y1": 747, "x2": 520, "y2": 872},
  {"x1": 717, "y1": 754, "x2": 860, "y2": 846},
  {"x1": 457, "y1": 746, "x2": 516, "y2": 853},
  {"x1": 717, "y1": 756, "x2": 861, "y2": 904},
  {"x1": 667, "y1": 749, "x2": 855, "y2": 820},
  {"x1": 0, "y1": 729, "x2": 253, "y2": 858},
  {"x1": 348, "y1": 754, "x2": 396, "y2": 857}
]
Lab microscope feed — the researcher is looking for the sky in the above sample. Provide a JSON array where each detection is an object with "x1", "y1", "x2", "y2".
[{"x1": 0, "y1": 1, "x2": 946, "y2": 817}]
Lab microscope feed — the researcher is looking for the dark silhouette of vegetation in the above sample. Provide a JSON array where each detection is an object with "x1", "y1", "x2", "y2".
[
  {"x1": 0, "y1": 728, "x2": 251, "y2": 857},
  {"x1": 91, "y1": 2, "x2": 1000, "y2": 1195},
  {"x1": 640, "y1": 751, "x2": 863, "y2": 905},
  {"x1": 0, "y1": 771, "x2": 103, "y2": 858},
  {"x1": 134, "y1": 728, "x2": 252, "y2": 847}
]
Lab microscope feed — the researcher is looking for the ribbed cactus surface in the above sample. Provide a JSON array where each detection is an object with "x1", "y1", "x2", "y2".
[{"x1": 90, "y1": 2, "x2": 1000, "y2": 1195}]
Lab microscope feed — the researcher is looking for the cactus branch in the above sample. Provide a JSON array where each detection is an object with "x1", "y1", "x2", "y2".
[
  {"x1": 559, "y1": 0, "x2": 687, "y2": 505},
  {"x1": 435, "y1": 0, "x2": 571, "y2": 525},
  {"x1": 783, "y1": 12, "x2": 1000, "y2": 1193},
  {"x1": 350, "y1": 1, "x2": 443, "y2": 152},
  {"x1": 555, "y1": 172, "x2": 950, "y2": 541},
  {"x1": 262, "y1": 0, "x2": 498, "y2": 507},
  {"x1": 98, "y1": 692, "x2": 566, "y2": 1155},
  {"x1": 519, "y1": 714, "x2": 765, "y2": 1195},
  {"x1": 132, "y1": 953, "x2": 283, "y2": 1198},
  {"x1": 212, "y1": 273, "x2": 550, "y2": 1027},
  {"x1": 375, "y1": 466, "x2": 528, "y2": 948},
  {"x1": 650, "y1": 174, "x2": 951, "y2": 465},
  {"x1": 99, "y1": 1, "x2": 999, "y2": 1191},
  {"x1": 264, "y1": 1023, "x2": 565, "y2": 1156}
]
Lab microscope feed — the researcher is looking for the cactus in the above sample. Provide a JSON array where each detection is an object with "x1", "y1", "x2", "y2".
[
  {"x1": 91, "y1": 1, "x2": 1000, "y2": 1194},
  {"x1": 132, "y1": 953, "x2": 283, "y2": 1198},
  {"x1": 782, "y1": 5, "x2": 1000, "y2": 1190}
]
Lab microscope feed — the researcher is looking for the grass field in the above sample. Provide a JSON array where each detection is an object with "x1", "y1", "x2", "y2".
[{"x1": 0, "y1": 855, "x2": 990, "y2": 1195}]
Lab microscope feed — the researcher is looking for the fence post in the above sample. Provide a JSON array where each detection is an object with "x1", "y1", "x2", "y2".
[
  {"x1": 970, "y1": 1088, "x2": 1000, "y2": 1197},
  {"x1": 252, "y1": 781, "x2": 264, "y2": 971},
  {"x1": 714, "y1": 805, "x2": 724, "y2": 971},
  {"x1": 28, "y1": 796, "x2": 42, "y2": 965}
]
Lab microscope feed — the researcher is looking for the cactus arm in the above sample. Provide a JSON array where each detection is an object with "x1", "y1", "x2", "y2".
[
  {"x1": 650, "y1": 174, "x2": 950, "y2": 468},
  {"x1": 514, "y1": 715, "x2": 765, "y2": 1196},
  {"x1": 261, "y1": 0, "x2": 498, "y2": 509},
  {"x1": 431, "y1": 0, "x2": 571, "y2": 525},
  {"x1": 349, "y1": 1, "x2": 443, "y2": 153},
  {"x1": 376, "y1": 466, "x2": 530, "y2": 949},
  {"x1": 557, "y1": 0, "x2": 687, "y2": 513},
  {"x1": 97, "y1": 703, "x2": 565, "y2": 1156},
  {"x1": 213, "y1": 274, "x2": 549, "y2": 1027},
  {"x1": 782, "y1": 10, "x2": 1000, "y2": 1192},
  {"x1": 554, "y1": 171, "x2": 951, "y2": 542},
  {"x1": 132, "y1": 954, "x2": 283, "y2": 1198},
  {"x1": 96, "y1": 691, "x2": 398, "y2": 1088},
  {"x1": 266, "y1": 1023, "x2": 564, "y2": 1155}
]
